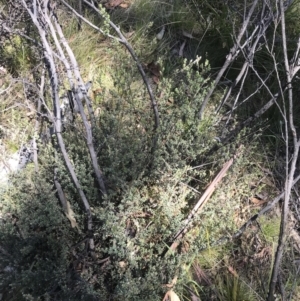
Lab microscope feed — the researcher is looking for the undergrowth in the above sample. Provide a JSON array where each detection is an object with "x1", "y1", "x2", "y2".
[{"x1": 1, "y1": 1, "x2": 299, "y2": 301}]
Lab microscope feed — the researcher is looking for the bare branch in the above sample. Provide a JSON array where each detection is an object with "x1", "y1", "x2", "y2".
[
  {"x1": 21, "y1": 0, "x2": 96, "y2": 251},
  {"x1": 61, "y1": 0, "x2": 160, "y2": 153},
  {"x1": 267, "y1": 1, "x2": 300, "y2": 299},
  {"x1": 198, "y1": 0, "x2": 259, "y2": 119},
  {"x1": 170, "y1": 147, "x2": 243, "y2": 252},
  {"x1": 43, "y1": 4, "x2": 107, "y2": 195}
]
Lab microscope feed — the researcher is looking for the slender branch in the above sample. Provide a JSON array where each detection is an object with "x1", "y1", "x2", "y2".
[
  {"x1": 33, "y1": 69, "x2": 45, "y2": 172},
  {"x1": 267, "y1": 1, "x2": 300, "y2": 299},
  {"x1": 60, "y1": 0, "x2": 121, "y2": 41},
  {"x1": 233, "y1": 173, "x2": 300, "y2": 239},
  {"x1": 61, "y1": 0, "x2": 160, "y2": 152},
  {"x1": 198, "y1": 0, "x2": 259, "y2": 119},
  {"x1": 170, "y1": 147, "x2": 242, "y2": 252},
  {"x1": 83, "y1": 0, "x2": 159, "y2": 127},
  {"x1": 44, "y1": 5, "x2": 107, "y2": 195},
  {"x1": 21, "y1": 0, "x2": 95, "y2": 251}
]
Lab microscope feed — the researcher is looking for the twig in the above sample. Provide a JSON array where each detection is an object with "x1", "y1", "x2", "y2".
[
  {"x1": 267, "y1": 1, "x2": 300, "y2": 298},
  {"x1": 21, "y1": 0, "x2": 95, "y2": 252},
  {"x1": 45, "y1": 5, "x2": 107, "y2": 195},
  {"x1": 198, "y1": 0, "x2": 259, "y2": 119},
  {"x1": 61, "y1": 0, "x2": 160, "y2": 154},
  {"x1": 170, "y1": 147, "x2": 242, "y2": 252},
  {"x1": 32, "y1": 69, "x2": 45, "y2": 173},
  {"x1": 233, "y1": 172, "x2": 300, "y2": 239}
]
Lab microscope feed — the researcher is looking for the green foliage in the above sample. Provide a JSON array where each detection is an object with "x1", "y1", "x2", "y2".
[
  {"x1": 216, "y1": 275, "x2": 257, "y2": 301},
  {"x1": 2, "y1": 0, "x2": 298, "y2": 300},
  {"x1": 0, "y1": 43, "x2": 217, "y2": 299},
  {"x1": 0, "y1": 35, "x2": 34, "y2": 76},
  {"x1": 260, "y1": 216, "x2": 281, "y2": 244}
]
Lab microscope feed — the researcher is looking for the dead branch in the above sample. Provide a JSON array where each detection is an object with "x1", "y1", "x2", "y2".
[
  {"x1": 169, "y1": 147, "x2": 242, "y2": 252},
  {"x1": 21, "y1": 0, "x2": 95, "y2": 251},
  {"x1": 43, "y1": 4, "x2": 107, "y2": 195},
  {"x1": 198, "y1": 0, "x2": 259, "y2": 119},
  {"x1": 233, "y1": 173, "x2": 300, "y2": 240},
  {"x1": 61, "y1": 0, "x2": 160, "y2": 153},
  {"x1": 198, "y1": 0, "x2": 294, "y2": 119},
  {"x1": 267, "y1": 1, "x2": 300, "y2": 298},
  {"x1": 32, "y1": 69, "x2": 45, "y2": 173}
]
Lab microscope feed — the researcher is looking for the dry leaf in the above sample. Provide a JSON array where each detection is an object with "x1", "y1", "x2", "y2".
[
  {"x1": 250, "y1": 197, "x2": 268, "y2": 206},
  {"x1": 152, "y1": 75, "x2": 160, "y2": 84},
  {"x1": 290, "y1": 229, "x2": 300, "y2": 252},
  {"x1": 250, "y1": 197, "x2": 262, "y2": 204},
  {"x1": 64, "y1": 200, "x2": 78, "y2": 229},
  {"x1": 182, "y1": 31, "x2": 194, "y2": 39},
  {"x1": 157, "y1": 26, "x2": 165, "y2": 40},
  {"x1": 179, "y1": 40, "x2": 186, "y2": 57},
  {"x1": 119, "y1": 261, "x2": 127, "y2": 269},
  {"x1": 193, "y1": 263, "x2": 212, "y2": 286},
  {"x1": 162, "y1": 290, "x2": 180, "y2": 301},
  {"x1": 147, "y1": 62, "x2": 160, "y2": 77},
  {"x1": 0, "y1": 66, "x2": 7, "y2": 74},
  {"x1": 26, "y1": 111, "x2": 35, "y2": 118},
  {"x1": 124, "y1": 31, "x2": 135, "y2": 39},
  {"x1": 228, "y1": 265, "x2": 238, "y2": 278},
  {"x1": 163, "y1": 276, "x2": 178, "y2": 288},
  {"x1": 108, "y1": 0, "x2": 124, "y2": 7},
  {"x1": 119, "y1": 3, "x2": 129, "y2": 8},
  {"x1": 254, "y1": 247, "x2": 271, "y2": 260}
]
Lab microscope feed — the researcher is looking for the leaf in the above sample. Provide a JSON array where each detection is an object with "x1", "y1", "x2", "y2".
[
  {"x1": 250, "y1": 197, "x2": 268, "y2": 206},
  {"x1": 152, "y1": 75, "x2": 160, "y2": 84},
  {"x1": 124, "y1": 31, "x2": 135, "y2": 39},
  {"x1": 157, "y1": 26, "x2": 166, "y2": 40},
  {"x1": 147, "y1": 62, "x2": 160, "y2": 77},
  {"x1": 162, "y1": 290, "x2": 180, "y2": 301},
  {"x1": 64, "y1": 200, "x2": 78, "y2": 229},
  {"x1": 182, "y1": 31, "x2": 194, "y2": 39},
  {"x1": 108, "y1": 0, "x2": 124, "y2": 7},
  {"x1": 179, "y1": 40, "x2": 186, "y2": 57},
  {"x1": 163, "y1": 276, "x2": 178, "y2": 288},
  {"x1": 119, "y1": 261, "x2": 127, "y2": 269},
  {"x1": 250, "y1": 197, "x2": 261, "y2": 204},
  {"x1": 119, "y1": 3, "x2": 129, "y2": 8},
  {"x1": 228, "y1": 265, "x2": 238, "y2": 278},
  {"x1": 290, "y1": 229, "x2": 300, "y2": 252}
]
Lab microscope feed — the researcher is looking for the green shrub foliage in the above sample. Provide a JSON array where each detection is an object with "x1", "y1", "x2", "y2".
[{"x1": 0, "y1": 50, "x2": 218, "y2": 300}]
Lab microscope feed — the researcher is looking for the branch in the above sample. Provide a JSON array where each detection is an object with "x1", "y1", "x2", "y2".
[
  {"x1": 198, "y1": 0, "x2": 259, "y2": 119},
  {"x1": 21, "y1": 0, "x2": 95, "y2": 251},
  {"x1": 169, "y1": 147, "x2": 243, "y2": 252},
  {"x1": 44, "y1": 4, "x2": 107, "y2": 195},
  {"x1": 198, "y1": 0, "x2": 294, "y2": 119},
  {"x1": 62, "y1": 0, "x2": 160, "y2": 152},
  {"x1": 233, "y1": 173, "x2": 300, "y2": 239},
  {"x1": 267, "y1": 1, "x2": 300, "y2": 299}
]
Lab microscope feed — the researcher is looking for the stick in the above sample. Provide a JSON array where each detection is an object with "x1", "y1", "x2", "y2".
[{"x1": 170, "y1": 147, "x2": 242, "y2": 252}]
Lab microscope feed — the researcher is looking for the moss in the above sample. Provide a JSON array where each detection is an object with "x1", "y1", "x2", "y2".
[{"x1": 260, "y1": 216, "x2": 281, "y2": 244}]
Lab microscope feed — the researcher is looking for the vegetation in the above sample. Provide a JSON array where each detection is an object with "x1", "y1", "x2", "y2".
[{"x1": 1, "y1": 0, "x2": 300, "y2": 300}]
